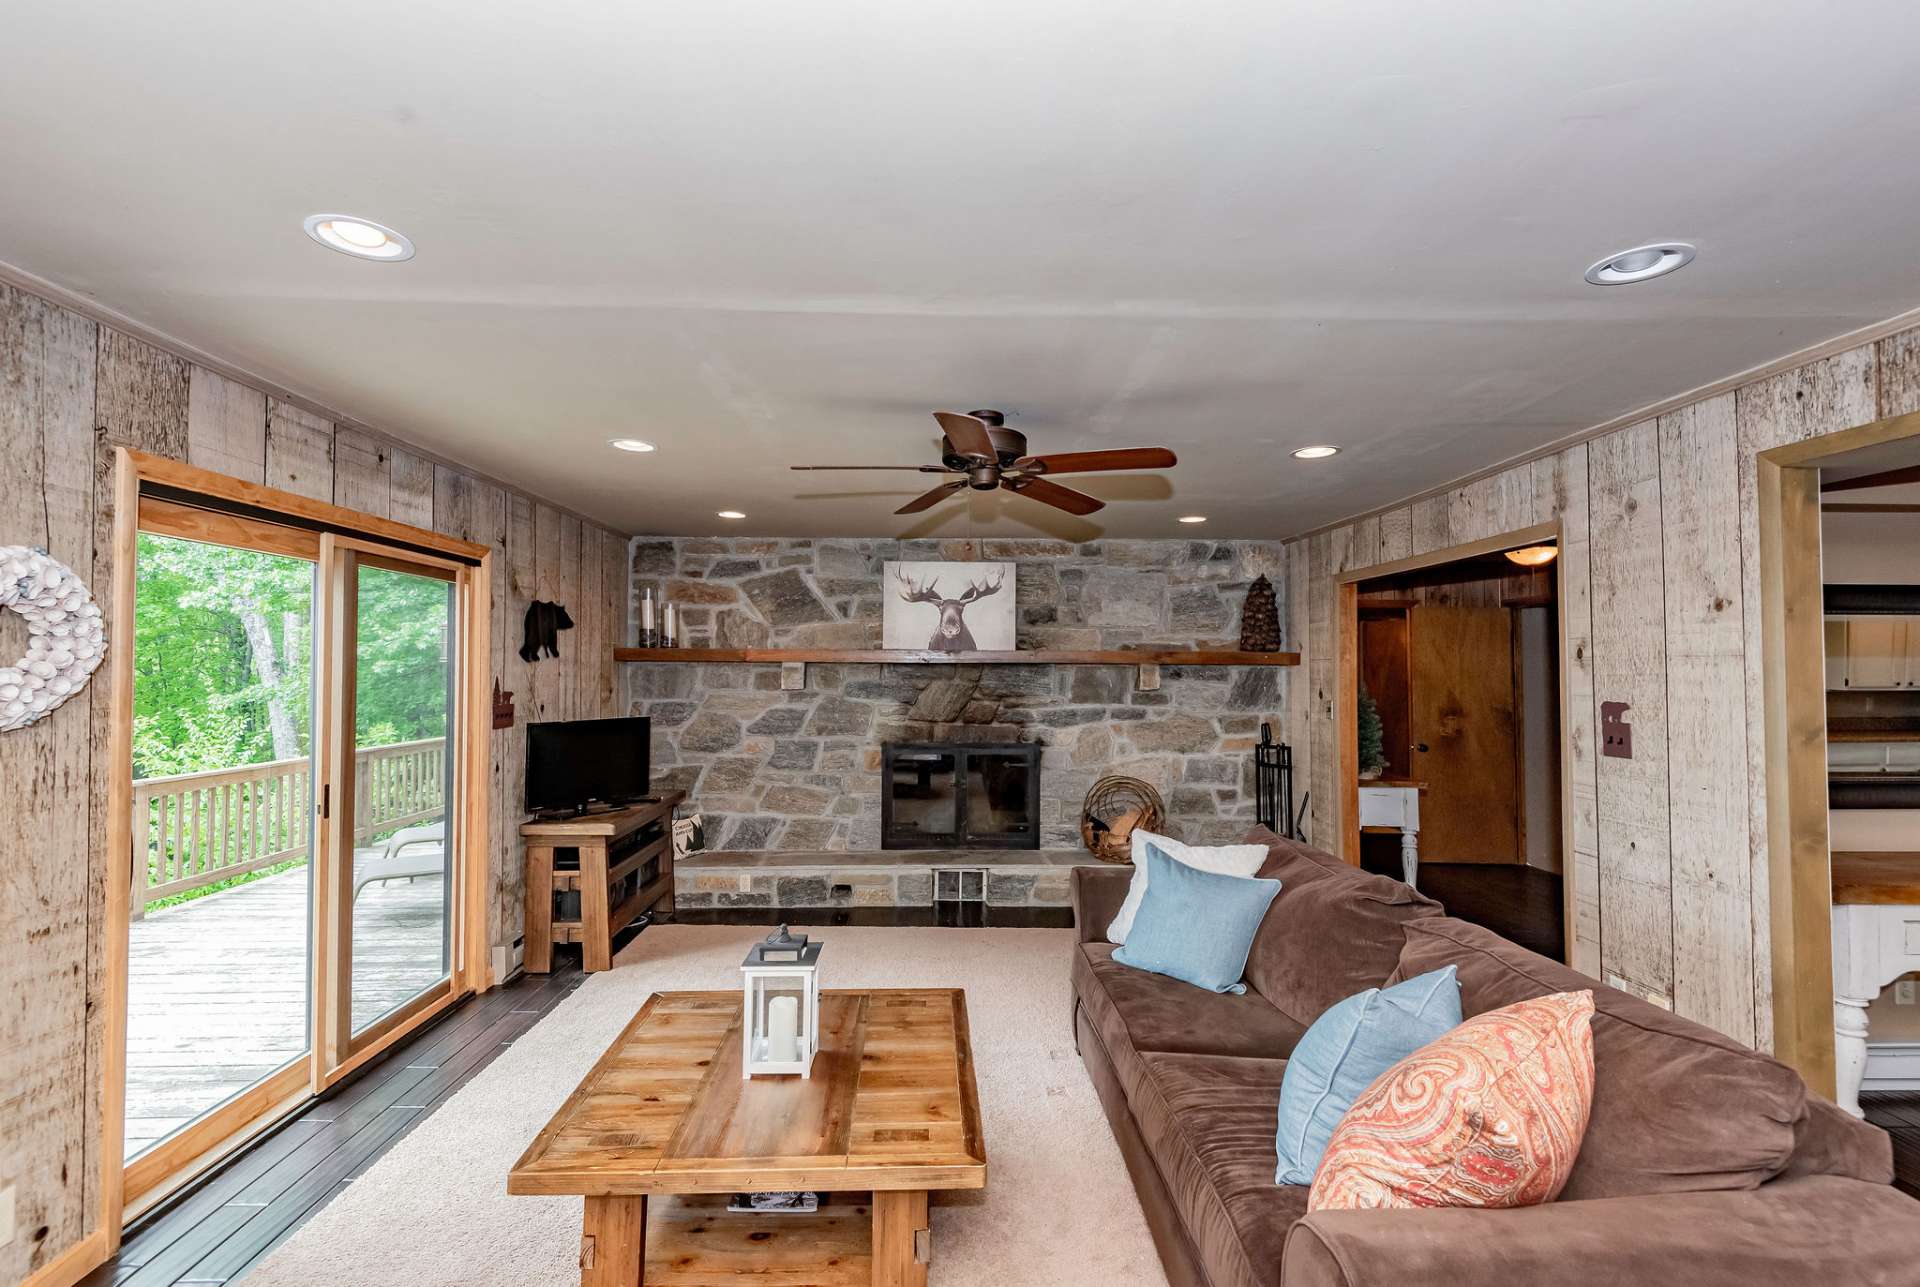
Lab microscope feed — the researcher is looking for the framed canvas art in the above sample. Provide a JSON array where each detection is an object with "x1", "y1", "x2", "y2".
[{"x1": 883, "y1": 561, "x2": 1015, "y2": 652}]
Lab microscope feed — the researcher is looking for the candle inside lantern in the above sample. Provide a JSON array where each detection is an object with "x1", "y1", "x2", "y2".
[
  {"x1": 664, "y1": 602, "x2": 676, "y2": 646},
  {"x1": 766, "y1": 994, "x2": 800, "y2": 1063},
  {"x1": 642, "y1": 587, "x2": 655, "y2": 638}
]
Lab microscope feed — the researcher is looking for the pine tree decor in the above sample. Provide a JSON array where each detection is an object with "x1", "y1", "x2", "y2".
[
  {"x1": 1238, "y1": 574, "x2": 1283, "y2": 651},
  {"x1": 1357, "y1": 685, "x2": 1387, "y2": 778}
]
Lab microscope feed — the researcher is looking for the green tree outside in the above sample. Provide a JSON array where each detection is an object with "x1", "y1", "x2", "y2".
[{"x1": 135, "y1": 534, "x2": 451, "y2": 907}]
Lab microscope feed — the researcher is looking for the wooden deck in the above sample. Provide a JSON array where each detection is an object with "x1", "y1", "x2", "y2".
[{"x1": 126, "y1": 866, "x2": 449, "y2": 1158}]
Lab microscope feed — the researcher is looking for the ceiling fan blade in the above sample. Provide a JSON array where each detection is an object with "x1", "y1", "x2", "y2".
[
  {"x1": 1821, "y1": 463, "x2": 1920, "y2": 493},
  {"x1": 790, "y1": 464, "x2": 954, "y2": 471},
  {"x1": 895, "y1": 480, "x2": 968, "y2": 514},
  {"x1": 1005, "y1": 475, "x2": 1104, "y2": 515},
  {"x1": 1012, "y1": 447, "x2": 1177, "y2": 475},
  {"x1": 934, "y1": 411, "x2": 998, "y2": 461}
]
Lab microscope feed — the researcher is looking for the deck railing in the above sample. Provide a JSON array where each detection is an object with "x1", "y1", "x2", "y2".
[{"x1": 131, "y1": 737, "x2": 446, "y2": 916}]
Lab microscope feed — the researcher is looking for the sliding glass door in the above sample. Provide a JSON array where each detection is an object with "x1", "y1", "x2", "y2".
[
  {"x1": 120, "y1": 483, "x2": 482, "y2": 1210},
  {"x1": 316, "y1": 537, "x2": 465, "y2": 1075},
  {"x1": 124, "y1": 511, "x2": 317, "y2": 1183},
  {"x1": 348, "y1": 557, "x2": 456, "y2": 1036}
]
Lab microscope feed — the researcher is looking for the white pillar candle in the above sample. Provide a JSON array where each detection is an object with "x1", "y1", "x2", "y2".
[
  {"x1": 642, "y1": 588, "x2": 655, "y2": 636},
  {"x1": 664, "y1": 602, "x2": 676, "y2": 646},
  {"x1": 767, "y1": 994, "x2": 800, "y2": 1062}
]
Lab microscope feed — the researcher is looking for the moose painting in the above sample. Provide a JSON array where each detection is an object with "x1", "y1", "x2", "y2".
[{"x1": 882, "y1": 560, "x2": 1016, "y2": 652}]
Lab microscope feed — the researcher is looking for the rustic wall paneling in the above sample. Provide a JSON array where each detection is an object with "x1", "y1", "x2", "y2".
[
  {"x1": 0, "y1": 278, "x2": 628, "y2": 1286},
  {"x1": 1285, "y1": 328, "x2": 1920, "y2": 1066},
  {"x1": 1, "y1": 285, "x2": 99, "y2": 1285}
]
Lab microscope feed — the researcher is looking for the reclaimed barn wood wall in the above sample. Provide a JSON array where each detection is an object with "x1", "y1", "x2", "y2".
[
  {"x1": 0, "y1": 279, "x2": 627, "y2": 1282},
  {"x1": 1285, "y1": 330, "x2": 1920, "y2": 1050}
]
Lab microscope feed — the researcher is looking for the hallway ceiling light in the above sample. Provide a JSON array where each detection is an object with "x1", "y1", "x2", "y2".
[
  {"x1": 716, "y1": 510, "x2": 746, "y2": 519},
  {"x1": 1178, "y1": 515, "x2": 1208, "y2": 523},
  {"x1": 608, "y1": 438, "x2": 656, "y2": 453},
  {"x1": 1291, "y1": 446, "x2": 1340, "y2": 460},
  {"x1": 1584, "y1": 242, "x2": 1695, "y2": 285},
  {"x1": 302, "y1": 213, "x2": 415, "y2": 261},
  {"x1": 1504, "y1": 545, "x2": 1559, "y2": 567}
]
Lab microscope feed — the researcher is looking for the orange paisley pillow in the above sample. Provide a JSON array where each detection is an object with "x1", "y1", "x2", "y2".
[{"x1": 1308, "y1": 990, "x2": 1595, "y2": 1211}]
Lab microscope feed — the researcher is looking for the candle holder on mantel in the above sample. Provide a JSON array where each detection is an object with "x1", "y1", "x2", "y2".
[
  {"x1": 639, "y1": 586, "x2": 659, "y2": 648},
  {"x1": 741, "y1": 925, "x2": 822, "y2": 1078}
]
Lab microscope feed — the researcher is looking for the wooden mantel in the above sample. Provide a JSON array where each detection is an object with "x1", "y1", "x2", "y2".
[{"x1": 612, "y1": 645, "x2": 1298, "y2": 692}]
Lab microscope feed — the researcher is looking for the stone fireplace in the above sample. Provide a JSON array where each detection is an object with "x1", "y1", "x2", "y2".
[
  {"x1": 881, "y1": 741, "x2": 1041, "y2": 850},
  {"x1": 628, "y1": 535, "x2": 1290, "y2": 857}
]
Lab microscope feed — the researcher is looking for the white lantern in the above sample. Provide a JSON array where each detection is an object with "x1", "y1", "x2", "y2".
[{"x1": 741, "y1": 925, "x2": 822, "y2": 1078}]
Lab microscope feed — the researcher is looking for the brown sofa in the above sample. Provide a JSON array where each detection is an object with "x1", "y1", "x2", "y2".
[{"x1": 1070, "y1": 828, "x2": 1920, "y2": 1287}]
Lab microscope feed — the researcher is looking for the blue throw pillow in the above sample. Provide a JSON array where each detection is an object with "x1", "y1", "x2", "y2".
[
  {"x1": 1112, "y1": 844, "x2": 1280, "y2": 994},
  {"x1": 1271, "y1": 965, "x2": 1462, "y2": 1185}
]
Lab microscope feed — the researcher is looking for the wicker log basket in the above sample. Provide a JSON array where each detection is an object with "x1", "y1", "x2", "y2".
[{"x1": 1080, "y1": 775, "x2": 1166, "y2": 864}]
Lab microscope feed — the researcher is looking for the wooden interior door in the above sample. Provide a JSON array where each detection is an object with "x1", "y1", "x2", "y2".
[{"x1": 1408, "y1": 602, "x2": 1519, "y2": 863}]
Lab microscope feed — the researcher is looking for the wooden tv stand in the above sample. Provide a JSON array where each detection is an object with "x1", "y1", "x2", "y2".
[{"x1": 521, "y1": 791, "x2": 685, "y2": 974}]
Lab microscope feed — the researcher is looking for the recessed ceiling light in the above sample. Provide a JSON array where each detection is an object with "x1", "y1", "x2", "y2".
[
  {"x1": 1292, "y1": 445, "x2": 1340, "y2": 460},
  {"x1": 1504, "y1": 545, "x2": 1559, "y2": 567},
  {"x1": 302, "y1": 213, "x2": 414, "y2": 261},
  {"x1": 1178, "y1": 515, "x2": 1208, "y2": 524},
  {"x1": 608, "y1": 438, "x2": 656, "y2": 453},
  {"x1": 716, "y1": 510, "x2": 746, "y2": 520},
  {"x1": 1584, "y1": 242, "x2": 1695, "y2": 286}
]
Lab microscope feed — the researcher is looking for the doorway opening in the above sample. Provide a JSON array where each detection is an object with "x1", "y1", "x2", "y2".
[
  {"x1": 1811, "y1": 435, "x2": 1920, "y2": 1120},
  {"x1": 1341, "y1": 534, "x2": 1568, "y2": 961}
]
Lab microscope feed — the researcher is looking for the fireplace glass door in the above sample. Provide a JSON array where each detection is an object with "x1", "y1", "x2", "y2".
[{"x1": 882, "y1": 742, "x2": 1040, "y2": 849}]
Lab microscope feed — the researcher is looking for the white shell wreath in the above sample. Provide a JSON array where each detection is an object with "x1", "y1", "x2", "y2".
[{"x1": 0, "y1": 545, "x2": 106, "y2": 732}]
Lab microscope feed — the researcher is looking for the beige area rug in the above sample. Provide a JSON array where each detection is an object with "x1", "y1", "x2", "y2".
[{"x1": 247, "y1": 924, "x2": 1167, "y2": 1286}]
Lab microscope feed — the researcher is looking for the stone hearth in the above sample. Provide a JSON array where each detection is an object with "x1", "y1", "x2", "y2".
[{"x1": 674, "y1": 849, "x2": 1095, "y2": 909}]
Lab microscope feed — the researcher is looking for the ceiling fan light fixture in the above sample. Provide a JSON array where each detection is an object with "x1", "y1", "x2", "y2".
[
  {"x1": 608, "y1": 438, "x2": 656, "y2": 453},
  {"x1": 1584, "y1": 242, "x2": 1695, "y2": 285},
  {"x1": 1504, "y1": 544, "x2": 1559, "y2": 567},
  {"x1": 1291, "y1": 445, "x2": 1340, "y2": 460},
  {"x1": 716, "y1": 510, "x2": 746, "y2": 520},
  {"x1": 302, "y1": 213, "x2": 414, "y2": 261}
]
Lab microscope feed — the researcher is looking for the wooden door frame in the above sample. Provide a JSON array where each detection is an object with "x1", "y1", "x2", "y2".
[
  {"x1": 1334, "y1": 520, "x2": 1575, "y2": 964},
  {"x1": 1755, "y1": 405, "x2": 1920, "y2": 1096},
  {"x1": 313, "y1": 532, "x2": 490, "y2": 1092},
  {"x1": 100, "y1": 449, "x2": 493, "y2": 1258}
]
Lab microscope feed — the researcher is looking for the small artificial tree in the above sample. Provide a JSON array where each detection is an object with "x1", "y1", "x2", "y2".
[{"x1": 1356, "y1": 685, "x2": 1388, "y2": 778}]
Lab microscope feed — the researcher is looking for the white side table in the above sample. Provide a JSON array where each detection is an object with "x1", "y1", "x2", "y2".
[
  {"x1": 1830, "y1": 851, "x2": 1920, "y2": 1118},
  {"x1": 1358, "y1": 782, "x2": 1422, "y2": 889}
]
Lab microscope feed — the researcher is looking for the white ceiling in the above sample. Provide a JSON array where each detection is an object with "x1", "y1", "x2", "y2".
[{"x1": 4, "y1": 1, "x2": 1920, "y2": 539}]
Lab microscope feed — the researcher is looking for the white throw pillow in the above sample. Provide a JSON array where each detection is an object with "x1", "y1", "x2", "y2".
[{"x1": 1105, "y1": 829, "x2": 1270, "y2": 944}]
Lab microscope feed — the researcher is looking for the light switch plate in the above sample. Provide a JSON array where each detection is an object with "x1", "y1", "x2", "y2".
[
  {"x1": 1600, "y1": 701, "x2": 1634, "y2": 759},
  {"x1": 1897, "y1": 979, "x2": 1917, "y2": 1005},
  {"x1": 0, "y1": 1182, "x2": 15, "y2": 1246}
]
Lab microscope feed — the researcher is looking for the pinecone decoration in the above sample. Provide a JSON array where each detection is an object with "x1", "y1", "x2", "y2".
[{"x1": 1239, "y1": 573, "x2": 1283, "y2": 651}]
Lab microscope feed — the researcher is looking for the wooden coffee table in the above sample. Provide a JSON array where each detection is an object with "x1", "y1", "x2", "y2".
[{"x1": 508, "y1": 988, "x2": 986, "y2": 1286}]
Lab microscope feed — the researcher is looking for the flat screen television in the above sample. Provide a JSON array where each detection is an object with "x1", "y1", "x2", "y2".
[{"x1": 525, "y1": 716, "x2": 652, "y2": 815}]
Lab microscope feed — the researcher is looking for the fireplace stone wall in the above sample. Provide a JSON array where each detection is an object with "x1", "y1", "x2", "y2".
[{"x1": 626, "y1": 536, "x2": 1291, "y2": 851}]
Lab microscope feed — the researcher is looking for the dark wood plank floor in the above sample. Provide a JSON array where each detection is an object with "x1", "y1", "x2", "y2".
[
  {"x1": 1863, "y1": 1091, "x2": 1920, "y2": 1199},
  {"x1": 1361, "y1": 843, "x2": 1566, "y2": 960},
  {"x1": 82, "y1": 955, "x2": 588, "y2": 1285}
]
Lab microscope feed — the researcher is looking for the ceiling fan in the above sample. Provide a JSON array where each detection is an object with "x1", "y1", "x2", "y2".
[{"x1": 790, "y1": 410, "x2": 1177, "y2": 516}]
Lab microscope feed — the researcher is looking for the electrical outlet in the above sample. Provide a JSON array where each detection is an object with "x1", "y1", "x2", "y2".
[
  {"x1": 1, "y1": 1182, "x2": 15, "y2": 1246},
  {"x1": 1897, "y1": 979, "x2": 1917, "y2": 1006}
]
